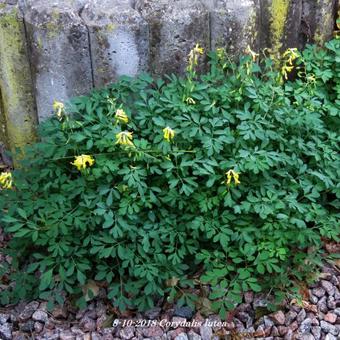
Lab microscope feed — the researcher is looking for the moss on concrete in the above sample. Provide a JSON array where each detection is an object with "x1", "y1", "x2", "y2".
[
  {"x1": 106, "y1": 23, "x2": 116, "y2": 32},
  {"x1": 45, "y1": 9, "x2": 61, "y2": 39},
  {"x1": 270, "y1": 0, "x2": 290, "y2": 55},
  {"x1": 0, "y1": 5, "x2": 38, "y2": 160}
]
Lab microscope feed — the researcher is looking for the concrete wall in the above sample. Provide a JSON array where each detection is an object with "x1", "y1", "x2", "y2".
[{"x1": 0, "y1": 0, "x2": 338, "y2": 156}]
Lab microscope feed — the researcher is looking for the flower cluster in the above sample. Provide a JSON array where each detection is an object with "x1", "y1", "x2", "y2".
[
  {"x1": 71, "y1": 155, "x2": 95, "y2": 171},
  {"x1": 65, "y1": 101, "x2": 177, "y2": 171},
  {"x1": 225, "y1": 169, "x2": 240, "y2": 186},
  {"x1": 281, "y1": 48, "x2": 300, "y2": 80},
  {"x1": 163, "y1": 127, "x2": 175, "y2": 142},
  {"x1": 187, "y1": 44, "x2": 204, "y2": 73},
  {"x1": 115, "y1": 131, "x2": 134, "y2": 147},
  {"x1": 0, "y1": 171, "x2": 12, "y2": 189}
]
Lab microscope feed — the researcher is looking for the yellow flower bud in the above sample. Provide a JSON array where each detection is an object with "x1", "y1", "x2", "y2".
[
  {"x1": 245, "y1": 45, "x2": 259, "y2": 62},
  {"x1": 163, "y1": 127, "x2": 175, "y2": 142},
  {"x1": 225, "y1": 170, "x2": 241, "y2": 186},
  {"x1": 216, "y1": 48, "x2": 225, "y2": 59},
  {"x1": 0, "y1": 171, "x2": 12, "y2": 189},
  {"x1": 115, "y1": 109, "x2": 129, "y2": 124},
  {"x1": 53, "y1": 100, "x2": 64, "y2": 120},
  {"x1": 185, "y1": 97, "x2": 196, "y2": 105},
  {"x1": 193, "y1": 44, "x2": 204, "y2": 55}
]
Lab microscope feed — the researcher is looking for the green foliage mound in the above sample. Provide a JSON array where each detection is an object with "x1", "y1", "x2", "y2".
[{"x1": 0, "y1": 40, "x2": 339, "y2": 316}]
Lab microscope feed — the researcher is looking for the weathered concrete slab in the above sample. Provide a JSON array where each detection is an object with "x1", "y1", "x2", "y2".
[
  {"x1": 24, "y1": 0, "x2": 93, "y2": 121},
  {"x1": 301, "y1": 0, "x2": 337, "y2": 45},
  {"x1": 81, "y1": 0, "x2": 149, "y2": 88},
  {"x1": 203, "y1": 0, "x2": 261, "y2": 57},
  {"x1": 260, "y1": 0, "x2": 303, "y2": 55},
  {"x1": 0, "y1": 2, "x2": 38, "y2": 155},
  {"x1": 0, "y1": 0, "x2": 339, "y2": 157},
  {"x1": 135, "y1": 0, "x2": 210, "y2": 76}
]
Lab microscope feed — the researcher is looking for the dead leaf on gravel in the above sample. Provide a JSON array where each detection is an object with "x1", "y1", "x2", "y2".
[{"x1": 290, "y1": 298, "x2": 317, "y2": 313}]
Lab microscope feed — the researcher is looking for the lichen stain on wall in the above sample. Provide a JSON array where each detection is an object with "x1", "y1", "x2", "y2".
[
  {"x1": 270, "y1": 0, "x2": 290, "y2": 55},
  {"x1": 0, "y1": 7, "x2": 37, "y2": 157}
]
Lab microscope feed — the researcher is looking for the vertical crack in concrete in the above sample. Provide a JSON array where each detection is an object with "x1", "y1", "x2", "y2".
[
  {"x1": 86, "y1": 25, "x2": 95, "y2": 89},
  {"x1": 78, "y1": 5, "x2": 95, "y2": 89},
  {"x1": 254, "y1": 0, "x2": 261, "y2": 51},
  {"x1": 332, "y1": 0, "x2": 338, "y2": 29},
  {"x1": 258, "y1": 0, "x2": 265, "y2": 49},
  {"x1": 0, "y1": 88, "x2": 9, "y2": 149}
]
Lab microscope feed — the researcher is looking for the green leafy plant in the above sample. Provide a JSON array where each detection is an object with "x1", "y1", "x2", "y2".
[{"x1": 0, "y1": 39, "x2": 339, "y2": 317}]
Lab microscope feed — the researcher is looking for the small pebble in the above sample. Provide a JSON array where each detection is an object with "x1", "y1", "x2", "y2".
[
  {"x1": 321, "y1": 280, "x2": 335, "y2": 296},
  {"x1": 312, "y1": 287, "x2": 326, "y2": 298},
  {"x1": 270, "y1": 311, "x2": 285, "y2": 325},
  {"x1": 311, "y1": 326, "x2": 321, "y2": 340},
  {"x1": 324, "y1": 312, "x2": 337, "y2": 324},
  {"x1": 299, "y1": 318, "x2": 312, "y2": 334},
  {"x1": 199, "y1": 326, "x2": 212, "y2": 340},
  {"x1": 34, "y1": 321, "x2": 44, "y2": 333},
  {"x1": 296, "y1": 309, "x2": 306, "y2": 324},
  {"x1": 175, "y1": 333, "x2": 189, "y2": 340},
  {"x1": 144, "y1": 307, "x2": 162, "y2": 320},
  {"x1": 32, "y1": 310, "x2": 48, "y2": 323},
  {"x1": 119, "y1": 326, "x2": 135, "y2": 340}
]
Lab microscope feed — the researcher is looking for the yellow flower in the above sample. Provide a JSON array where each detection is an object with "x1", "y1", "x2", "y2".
[
  {"x1": 225, "y1": 170, "x2": 240, "y2": 186},
  {"x1": 283, "y1": 48, "x2": 299, "y2": 65},
  {"x1": 71, "y1": 155, "x2": 95, "y2": 171},
  {"x1": 115, "y1": 109, "x2": 129, "y2": 124},
  {"x1": 307, "y1": 74, "x2": 316, "y2": 83},
  {"x1": 193, "y1": 44, "x2": 204, "y2": 55},
  {"x1": 245, "y1": 45, "x2": 259, "y2": 62},
  {"x1": 0, "y1": 171, "x2": 12, "y2": 189},
  {"x1": 216, "y1": 48, "x2": 225, "y2": 59},
  {"x1": 272, "y1": 48, "x2": 300, "y2": 82},
  {"x1": 280, "y1": 48, "x2": 300, "y2": 80},
  {"x1": 233, "y1": 172, "x2": 240, "y2": 185},
  {"x1": 115, "y1": 131, "x2": 134, "y2": 147},
  {"x1": 281, "y1": 65, "x2": 294, "y2": 80},
  {"x1": 163, "y1": 127, "x2": 175, "y2": 142},
  {"x1": 185, "y1": 97, "x2": 196, "y2": 105},
  {"x1": 53, "y1": 100, "x2": 64, "y2": 120}
]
